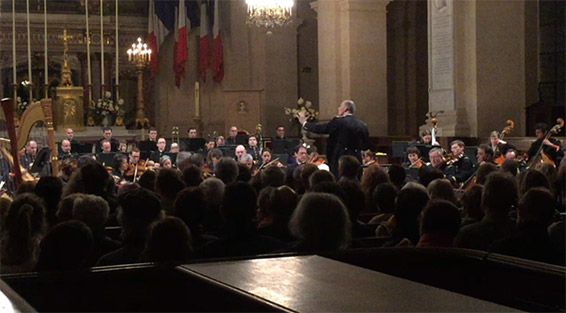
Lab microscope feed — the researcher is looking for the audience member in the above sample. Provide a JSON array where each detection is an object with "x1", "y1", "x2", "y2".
[
  {"x1": 459, "y1": 184, "x2": 484, "y2": 227},
  {"x1": 427, "y1": 178, "x2": 458, "y2": 206},
  {"x1": 490, "y1": 188, "x2": 562, "y2": 265},
  {"x1": 256, "y1": 186, "x2": 298, "y2": 242},
  {"x1": 155, "y1": 168, "x2": 185, "y2": 214},
  {"x1": 214, "y1": 157, "x2": 239, "y2": 185},
  {"x1": 141, "y1": 217, "x2": 194, "y2": 263},
  {"x1": 338, "y1": 155, "x2": 361, "y2": 182},
  {"x1": 72, "y1": 195, "x2": 120, "y2": 264},
  {"x1": 97, "y1": 188, "x2": 163, "y2": 266},
  {"x1": 368, "y1": 183, "x2": 398, "y2": 224},
  {"x1": 518, "y1": 169, "x2": 551, "y2": 196},
  {"x1": 388, "y1": 164, "x2": 407, "y2": 191},
  {"x1": 34, "y1": 176, "x2": 63, "y2": 227},
  {"x1": 417, "y1": 200, "x2": 461, "y2": 247},
  {"x1": 455, "y1": 172, "x2": 518, "y2": 251},
  {"x1": 182, "y1": 164, "x2": 204, "y2": 187},
  {"x1": 288, "y1": 193, "x2": 351, "y2": 252},
  {"x1": 138, "y1": 170, "x2": 157, "y2": 192},
  {"x1": 0, "y1": 194, "x2": 47, "y2": 273},
  {"x1": 35, "y1": 220, "x2": 93, "y2": 272},
  {"x1": 173, "y1": 187, "x2": 217, "y2": 254},
  {"x1": 199, "y1": 178, "x2": 225, "y2": 234}
]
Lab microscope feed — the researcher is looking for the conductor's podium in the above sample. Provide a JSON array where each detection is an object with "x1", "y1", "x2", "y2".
[{"x1": 2, "y1": 249, "x2": 564, "y2": 312}]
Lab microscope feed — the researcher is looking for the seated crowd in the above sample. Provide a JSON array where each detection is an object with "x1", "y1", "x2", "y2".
[{"x1": 1, "y1": 141, "x2": 565, "y2": 274}]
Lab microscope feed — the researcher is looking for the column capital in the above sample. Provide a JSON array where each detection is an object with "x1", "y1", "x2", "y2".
[{"x1": 339, "y1": 0, "x2": 390, "y2": 13}]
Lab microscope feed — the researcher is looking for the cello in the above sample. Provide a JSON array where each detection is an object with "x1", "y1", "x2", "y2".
[
  {"x1": 493, "y1": 120, "x2": 514, "y2": 165},
  {"x1": 526, "y1": 118, "x2": 564, "y2": 168}
]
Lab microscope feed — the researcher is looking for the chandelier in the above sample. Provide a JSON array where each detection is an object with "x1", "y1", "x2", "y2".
[{"x1": 246, "y1": 0, "x2": 294, "y2": 28}]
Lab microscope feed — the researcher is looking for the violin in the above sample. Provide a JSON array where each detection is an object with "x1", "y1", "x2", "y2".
[
  {"x1": 307, "y1": 152, "x2": 325, "y2": 166},
  {"x1": 409, "y1": 158, "x2": 423, "y2": 169},
  {"x1": 445, "y1": 153, "x2": 464, "y2": 166},
  {"x1": 123, "y1": 159, "x2": 148, "y2": 182}
]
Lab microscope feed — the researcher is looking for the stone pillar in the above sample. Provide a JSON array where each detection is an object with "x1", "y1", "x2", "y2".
[
  {"x1": 424, "y1": 0, "x2": 532, "y2": 137},
  {"x1": 313, "y1": 0, "x2": 389, "y2": 135}
]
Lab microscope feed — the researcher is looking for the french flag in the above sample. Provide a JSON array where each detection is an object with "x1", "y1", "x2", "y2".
[
  {"x1": 212, "y1": 0, "x2": 224, "y2": 83},
  {"x1": 173, "y1": 0, "x2": 188, "y2": 87},
  {"x1": 199, "y1": 1, "x2": 210, "y2": 82},
  {"x1": 147, "y1": 0, "x2": 175, "y2": 77}
]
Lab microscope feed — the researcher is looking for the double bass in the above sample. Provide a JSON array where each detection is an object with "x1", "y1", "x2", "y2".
[
  {"x1": 526, "y1": 118, "x2": 564, "y2": 168},
  {"x1": 493, "y1": 120, "x2": 514, "y2": 165}
]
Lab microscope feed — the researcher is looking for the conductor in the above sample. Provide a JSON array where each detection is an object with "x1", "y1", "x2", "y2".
[{"x1": 297, "y1": 100, "x2": 369, "y2": 176}]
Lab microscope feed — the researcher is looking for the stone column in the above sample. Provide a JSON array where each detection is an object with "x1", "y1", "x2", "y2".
[
  {"x1": 313, "y1": 0, "x2": 389, "y2": 135},
  {"x1": 424, "y1": 0, "x2": 533, "y2": 137}
]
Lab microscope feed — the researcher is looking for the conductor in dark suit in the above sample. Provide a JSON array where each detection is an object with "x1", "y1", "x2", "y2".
[{"x1": 297, "y1": 100, "x2": 369, "y2": 176}]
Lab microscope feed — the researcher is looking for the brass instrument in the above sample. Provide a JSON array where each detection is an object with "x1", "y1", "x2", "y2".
[{"x1": 171, "y1": 126, "x2": 180, "y2": 145}]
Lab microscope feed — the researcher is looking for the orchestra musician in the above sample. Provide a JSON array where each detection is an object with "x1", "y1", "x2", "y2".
[
  {"x1": 123, "y1": 148, "x2": 145, "y2": 182},
  {"x1": 159, "y1": 155, "x2": 173, "y2": 169},
  {"x1": 58, "y1": 139, "x2": 74, "y2": 161},
  {"x1": 428, "y1": 147, "x2": 446, "y2": 171},
  {"x1": 405, "y1": 146, "x2": 423, "y2": 168},
  {"x1": 476, "y1": 144, "x2": 495, "y2": 166},
  {"x1": 150, "y1": 138, "x2": 167, "y2": 162},
  {"x1": 247, "y1": 135, "x2": 261, "y2": 161},
  {"x1": 444, "y1": 140, "x2": 474, "y2": 186},
  {"x1": 527, "y1": 122, "x2": 563, "y2": 165},
  {"x1": 362, "y1": 150, "x2": 377, "y2": 168},
  {"x1": 489, "y1": 131, "x2": 515, "y2": 163},
  {"x1": 259, "y1": 148, "x2": 284, "y2": 169},
  {"x1": 207, "y1": 148, "x2": 224, "y2": 172},
  {"x1": 20, "y1": 140, "x2": 37, "y2": 171},
  {"x1": 111, "y1": 153, "x2": 129, "y2": 184},
  {"x1": 239, "y1": 153, "x2": 255, "y2": 173},
  {"x1": 420, "y1": 130, "x2": 440, "y2": 146}
]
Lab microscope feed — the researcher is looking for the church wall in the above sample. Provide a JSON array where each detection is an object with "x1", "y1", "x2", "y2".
[
  {"x1": 475, "y1": 0, "x2": 527, "y2": 138},
  {"x1": 152, "y1": 0, "x2": 300, "y2": 140}
]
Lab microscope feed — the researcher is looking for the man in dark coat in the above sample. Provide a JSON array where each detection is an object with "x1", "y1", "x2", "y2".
[
  {"x1": 298, "y1": 100, "x2": 369, "y2": 176},
  {"x1": 527, "y1": 122, "x2": 563, "y2": 165}
]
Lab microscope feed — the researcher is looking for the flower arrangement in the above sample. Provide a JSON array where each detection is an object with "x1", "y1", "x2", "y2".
[
  {"x1": 16, "y1": 97, "x2": 29, "y2": 117},
  {"x1": 284, "y1": 97, "x2": 318, "y2": 122},
  {"x1": 90, "y1": 91, "x2": 124, "y2": 126}
]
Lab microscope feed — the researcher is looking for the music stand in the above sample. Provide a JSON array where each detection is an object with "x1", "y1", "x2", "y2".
[
  {"x1": 235, "y1": 134, "x2": 249, "y2": 145},
  {"x1": 72, "y1": 142, "x2": 94, "y2": 154},
  {"x1": 287, "y1": 138, "x2": 301, "y2": 152},
  {"x1": 271, "y1": 139, "x2": 288, "y2": 154},
  {"x1": 96, "y1": 152, "x2": 118, "y2": 167},
  {"x1": 221, "y1": 147, "x2": 236, "y2": 159},
  {"x1": 29, "y1": 147, "x2": 51, "y2": 174},
  {"x1": 273, "y1": 153, "x2": 289, "y2": 165},
  {"x1": 139, "y1": 140, "x2": 157, "y2": 152},
  {"x1": 180, "y1": 138, "x2": 206, "y2": 152}
]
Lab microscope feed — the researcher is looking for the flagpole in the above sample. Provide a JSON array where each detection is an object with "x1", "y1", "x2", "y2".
[
  {"x1": 26, "y1": 0, "x2": 33, "y2": 102},
  {"x1": 44, "y1": 0, "x2": 48, "y2": 99},
  {"x1": 12, "y1": 0, "x2": 17, "y2": 101},
  {"x1": 100, "y1": 0, "x2": 105, "y2": 94},
  {"x1": 115, "y1": 0, "x2": 119, "y2": 101},
  {"x1": 86, "y1": 0, "x2": 92, "y2": 105}
]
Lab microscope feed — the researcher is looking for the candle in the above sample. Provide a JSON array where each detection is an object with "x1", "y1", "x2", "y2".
[
  {"x1": 195, "y1": 82, "x2": 200, "y2": 117},
  {"x1": 86, "y1": 0, "x2": 91, "y2": 85},
  {"x1": 26, "y1": 0, "x2": 32, "y2": 86},
  {"x1": 100, "y1": 0, "x2": 104, "y2": 86},
  {"x1": 115, "y1": 0, "x2": 118, "y2": 85},
  {"x1": 12, "y1": 0, "x2": 16, "y2": 84},
  {"x1": 44, "y1": 0, "x2": 48, "y2": 86}
]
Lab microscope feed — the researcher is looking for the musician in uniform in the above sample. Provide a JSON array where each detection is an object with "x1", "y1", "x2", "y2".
[
  {"x1": 150, "y1": 138, "x2": 167, "y2": 162},
  {"x1": 527, "y1": 122, "x2": 563, "y2": 165},
  {"x1": 226, "y1": 126, "x2": 238, "y2": 145},
  {"x1": 444, "y1": 140, "x2": 474, "y2": 186},
  {"x1": 58, "y1": 139, "x2": 74, "y2": 160},
  {"x1": 247, "y1": 135, "x2": 261, "y2": 161},
  {"x1": 97, "y1": 127, "x2": 118, "y2": 153},
  {"x1": 476, "y1": 144, "x2": 495, "y2": 165},
  {"x1": 275, "y1": 125, "x2": 286, "y2": 140},
  {"x1": 147, "y1": 127, "x2": 158, "y2": 142},
  {"x1": 298, "y1": 100, "x2": 369, "y2": 176},
  {"x1": 20, "y1": 140, "x2": 37, "y2": 170}
]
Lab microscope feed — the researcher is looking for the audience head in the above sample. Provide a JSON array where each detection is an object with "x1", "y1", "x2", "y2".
[
  {"x1": 138, "y1": 170, "x2": 157, "y2": 192},
  {"x1": 338, "y1": 180, "x2": 365, "y2": 223},
  {"x1": 300, "y1": 163, "x2": 319, "y2": 191},
  {"x1": 214, "y1": 157, "x2": 239, "y2": 185},
  {"x1": 56, "y1": 193, "x2": 86, "y2": 223},
  {"x1": 360, "y1": 165, "x2": 389, "y2": 196},
  {"x1": 221, "y1": 181, "x2": 257, "y2": 227},
  {"x1": 395, "y1": 184, "x2": 430, "y2": 244},
  {"x1": 34, "y1": 176, "x2": 63, "y2": 223},
  {"x1": 388, "y1": 164, "x2": 406, "y2": 190},
  {"x1": 72, "y1": 195, "x2": 110, "y2": 232},
  {"x1": 338, "y1": 155, "x2": 360, "y2": 180},
  {"x1": 174, "y1": 187, "x2": 206, "y2": 231},
  {"x1": 144, "y1": 216, "x2": 193, "y2": 262},
  {"x1": 475, "y1": 163, "x2": 498, "y2": 185},
  {"x1": 270, "y1": 186, "x2": 298, "y2": 219},
  {"x1": 309, "y1": 170, "x2": 335, "y2": 188},
  {"x1": 289, "y1": 193, "x2": 351, "y2": 251},
  {"x1": 460, "y1": 184, "x2": 484, "y2": 222},
  {"x1": 420, "y1": 200, "x2": 461, "y2": 238},
  {"x1": 239, "y1": 153, "x2": 254, "y2": 170},
  {"x1": 1, "y1": 194, "x2": 47, "y2": 266},
  {"x1": 182, "y1": 164, "x2": 204, "y2": 187},
  {"x1": 372, "y1": 183, "x2": 398, "y2": 214},
  {"x1": 418, "y1": 165, "x2": 445, "y2": 187},
  {"x1": 482, "y1": 172, "x2": 518, "y2": 217},
  {"x1": 500, "y1": 159, "x2": 519, "y2": 177},
  {"x1": 117, "y1": 188, "x2": 163, "y2": 239},
  {"x1": 35, "y1": 220, "x2": 93, "y2": 272},
  {"x1": 518, "y1": 187, "x2": 556, "y2": 227},
  {"x1": 260, "y1": 166, "x2": 286, "y2": 188},
  {"x1": 427, "y1": 178, "x2": 457, "y2": 205},
  {"x1": 518, "y1": 169, "x2": 551, "y2": 196},
  {"x1": 236, "y1": 163, "x2": 252, "y2": 182},
  {"x1": 187, "y1": 153, "x2": 205, "y2": 168},
  {"x1": 155, "y1": 168, "x2": 185, "y2": 200}
]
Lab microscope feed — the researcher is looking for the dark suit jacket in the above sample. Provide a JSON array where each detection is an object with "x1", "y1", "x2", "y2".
[{"x1": 304, "y1": 115, "x2": 369, "y2": 174}]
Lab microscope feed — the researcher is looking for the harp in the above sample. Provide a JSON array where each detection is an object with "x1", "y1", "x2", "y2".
[{"x1": 0, "y1": 98, "x2": 58, "y2": 187}]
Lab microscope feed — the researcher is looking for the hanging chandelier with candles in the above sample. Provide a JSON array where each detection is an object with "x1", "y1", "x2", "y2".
[{"x1": 245, "y1": 0, "x2": 294, "y2": 28}]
